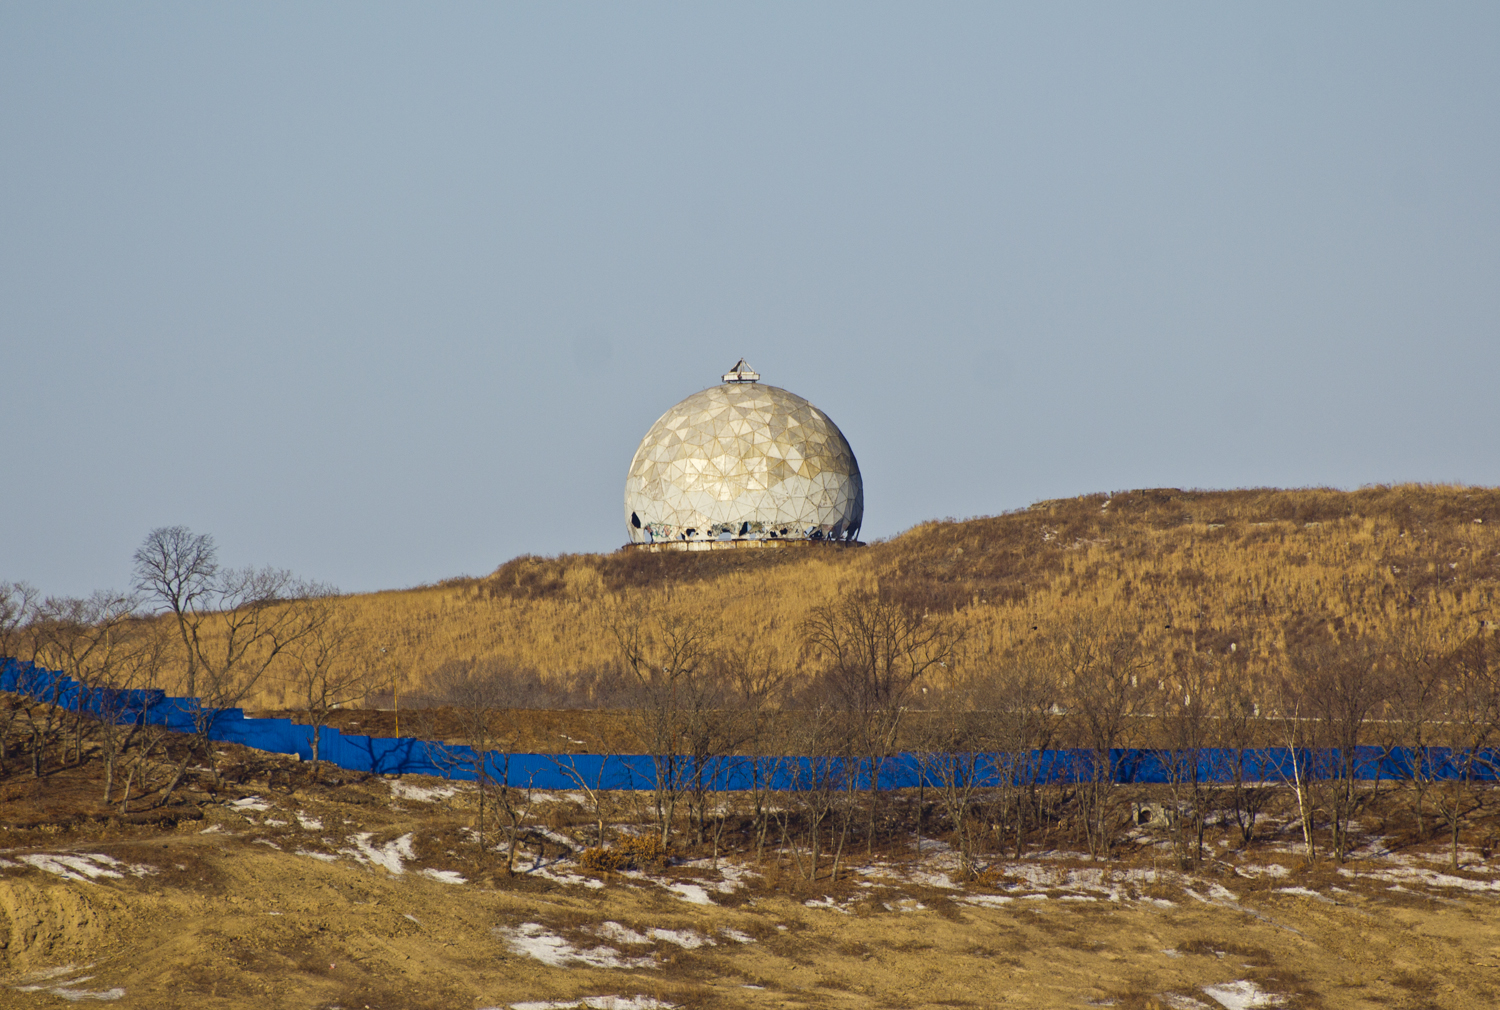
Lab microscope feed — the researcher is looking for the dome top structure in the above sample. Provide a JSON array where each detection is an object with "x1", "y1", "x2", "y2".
[{"x1": 624, "y1": 362, "x2": 863, "y2": 548}]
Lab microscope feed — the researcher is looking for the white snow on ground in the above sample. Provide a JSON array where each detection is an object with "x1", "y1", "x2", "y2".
[
  {"x1": 804, "y1": 896, "x2": 852, "y2": 914},
  {"x1": 389, "y1": 780, "x2": 461, "y2": 803},
  {"x1": 1273, "y1": 887, "x2": 1332, "y2": 902},
  {"x1": 658, "y1": 881, "x2": 712, "y2": 905},
  {"x1": 492, "y1": 923, "x2": 653, "y2": 970},
  {"x1": 620, "y1": 871, "x2": 719, "y2": 905},
  {"x1": 228, "y1": 796, "x2": 272, "y2": 812},
  {"x1": 340, "y1": 833, "x2": 416, "y2": 874},
  {"x1": 594, "y1": 922, "x2": 651, "y2": 945},
  {"x1": 530, "y1": 864, "x2": 605, "y2": 889},
  {"x1": 420, "y1": 868, "x2": 468, "y2": 885},
  {"x1": 506, "y1": 997, "x2": 675, "y2": 1010},
  {"x1": 532, "y1": 827, "x2": 577, "y2": 849},
  {"x1": 10, "y1": 964, "x2": 124, "y2": 1002},
  {"x1": 296, "y1": 812, "x2": 323, "y2": 830},
  {"x1": 16, "y1": 853, "x2": 152, "y2": 884},
  {"x1": 648, "y1": 928, "x2": 713, "y2": 949},
  {"x1": 961, "y1": 895, "x2": 1015, "y2": 908},
  {"x1": 1236, "y1": 864, "x2": 1289, "y2": 879},
  {"x1": 295, "y1": 850, "x2": 337, "y2": 862},
  {"x1": 721, "y1": 928, "x2": 755, "y2": 944},
  {"x1": 1201, "y1": 980, "x2": 1285, "y2": 1009},
  {"x1": 1163, "y1": 996, "x2": 1213, "y2": 1010},
  {"x1": 1185, "y1": 883, "x2": 1241, "y2": 904},
  {"x1": 906, "y1": 867, "x2": 960, "y2": 889},
  {"x1": 526, "y1": 791, "x2": 587, "y2": 805},
  {"x1": 1340, "y1": 864, "x2": 1500, "y2": 894},
  {"x1": 591, "y1": 921, "x2": 712, "y2": 949}
]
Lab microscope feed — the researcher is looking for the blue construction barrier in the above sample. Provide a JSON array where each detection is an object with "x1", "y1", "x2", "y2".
[{"x1": 3, "y1": 657, "x2": 1497, "y2": 791}]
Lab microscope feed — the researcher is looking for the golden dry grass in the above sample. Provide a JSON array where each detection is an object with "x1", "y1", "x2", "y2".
[{"x1": 224, "y1": 483, "x2": 1500, "y2": 710}]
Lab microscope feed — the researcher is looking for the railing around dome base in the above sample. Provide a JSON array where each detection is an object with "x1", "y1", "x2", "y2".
[{"x1": 624, "y1": 538, "x2": 864, "y2": 553}]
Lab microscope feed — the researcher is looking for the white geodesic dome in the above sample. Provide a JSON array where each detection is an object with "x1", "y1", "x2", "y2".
[{"x1": 624, "y1": 362, "x2": 863, "y2": 546}]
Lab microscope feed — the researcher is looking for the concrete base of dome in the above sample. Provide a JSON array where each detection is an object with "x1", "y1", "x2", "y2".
[{"x1": 622, "y1": 538, "x2": 863, "y2": 553}]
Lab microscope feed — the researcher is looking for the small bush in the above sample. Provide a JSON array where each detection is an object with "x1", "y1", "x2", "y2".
[{"x1": 577, "y1": 833, "x2": 671, "y2": 872}]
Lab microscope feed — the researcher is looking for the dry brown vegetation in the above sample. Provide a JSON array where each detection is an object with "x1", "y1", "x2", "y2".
[
  {"x1": 232, "y1": 484, "x2": 1500, "y2": 710},
  {"x1": 4, "y1": 723, "x2": 1500, "y2": 1009}
]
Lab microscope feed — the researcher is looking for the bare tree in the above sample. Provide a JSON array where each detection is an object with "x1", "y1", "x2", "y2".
[
  {"x1": 915, "y1": 697, "x2": 989, "y2": 879},
  {"x1": 0, "y1": 582, "x2": 40, "y2": 772},
  {"x1": 770, "y1": 703, "x2": 855, "y2": 882},
  {"x1": 31, "y1": 591, "x2": 141, "y2": 775},
  {"x1": 1432, "y1": 633, "x2": 1499, "y2": 870},
  {"x1": 132, "y1": 526, "x2": 218, "y2": 697},
  {"x1": 1290, "y1": 634, "x2": 1391, "y2": 862},
  {"x1": 142, "y1": 552, "x2": 332, "y2": 805},
  {"x1": 976, "y1": 656, "x2": 1059, "y2": 859},
  {"x1": 1154, "y1": 652, "x2": 1214, "y2": 868},
  {"x1": 412, "y1": 660, "x2": 529, "y2": 869},
  {"x1": 0, "y1": 581, "x2": 39, "y2": 661},
  {"x1": 801, "y1": 590, "x2": 957, "y2": 853},
  {"x1": 1057, "y1": 619, "x2": 1146, "y2": 859},
  {"x1": 285, "y1": 595, "x2": 370, "y2": 763},
  {"x1": 612, "y1": 598, "x2": 714, "y2": 849},
  {"x1": 1386, "y1": 616, "x2": 1456, "y2": 839},
  {"x1": 720, "y1": 633, "x2": 791, "y2": 861},
  {"x1": 1214, "y1": 673, "x2": 1272, "y2": 849}
]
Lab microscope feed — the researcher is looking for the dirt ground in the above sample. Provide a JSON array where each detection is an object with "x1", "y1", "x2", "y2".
[{"x1": 3, "y1": 755, "x2": 1500, "y2": 1010}]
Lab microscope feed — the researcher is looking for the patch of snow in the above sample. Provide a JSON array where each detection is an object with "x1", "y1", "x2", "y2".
[
  {"x1": 492, "y1": 923, "x2": 653, "y2": 970},
  {"x1": 1347, "y1": 865, "x2": 1500, "y2": 894},
  {"x1": 340, "y1": 832, "x2": 415, "y2": 874},
  {"x1": 907, "y1": 868, "x2": 960, "y2": 889},
  {"x1": 532, "y1": 827, "x2": 576, "y2": 849},
  {"x1": 531, "y1": 864, "x2": 605, "y2": 889},
  {"x1": 228, "y1": 796, "x2": 272, "y2": 812},
  {"x1": 623, "y1": 871, "x2": 716, "y2": 905},
  {"x1": 389, "y1": 780, "x2": 461, "y2": 803},
  {"x1": 16, "y1": 854, "x2": 152, "y2": 884},
  {"x1": 253, "y1": 839, "x2": 282, "y2": 850},
  {"x1": 11, "y1": 965, "x2": 124, "y2": 1002},
  {"x1": 660, "y1": 881, "x2": 712, "y2": 905},
  {"x1": 721, "y1": 928, "x2": 755, "y2": 943},
  {"x1": 199, "y1": 824, "x2": 224, "y2": 834},
  {"x1": 262, "y1": 818, "x2": 288, "y2": 827},
  {"x1": 1201, "y1": 980, "x2": 1284, "y2": 1009},
  {"x1": 420, "y1": 868, "x2": 468, "y2": 885},
  {"x1": 506, "y1": 998, "x2": 674, "y2": 1010},
  {"x1": 526, "y1": 790, "x2": 587, "y2": 805},
  {"x1": 296, "y1": 812, "x2": 323, "y2": 830},
  {"x1": 961, "y1": 895, "x2": 1014, "y2": 908},
  {"x1": 648, "y1": 928, "x2": 713, "y2": 948},
  {"x1": 595, "y1": 922, "x2": 651, "y2": 945},
  {"x1": 1163, "y1": 995, "x2": 1212, "y2": 1010},
  {"x1": 1273, "y1": 887, "x2": 1332, "y2": 902},
  {"x1": 804, "y1": 896, "x2": 851, "y2": 914},
  {"x1": 1236, "y1": 864, "x2": 1289, "y2": 879},
  {"x1": 295, "y1": 850, "x2": 337, "y2": 862}
]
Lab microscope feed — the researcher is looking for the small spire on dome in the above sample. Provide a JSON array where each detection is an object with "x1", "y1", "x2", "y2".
[{"x1": 723, "y1": 358, "x2": 760, "y2": 383}]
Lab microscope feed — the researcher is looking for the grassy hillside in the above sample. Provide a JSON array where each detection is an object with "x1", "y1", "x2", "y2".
[{"x1": 242, "y1": 483, "x2": 1500, "y2": 710}]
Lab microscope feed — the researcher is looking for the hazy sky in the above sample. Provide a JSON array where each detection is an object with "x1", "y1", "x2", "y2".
[{"x1": 3, "y1": 3, "x2": 1497, "y2": 599}]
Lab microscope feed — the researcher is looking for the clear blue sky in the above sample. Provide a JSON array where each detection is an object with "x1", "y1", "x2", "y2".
[{"x1": 3, "y1": 3, "x2": 1497, "y2": 598}]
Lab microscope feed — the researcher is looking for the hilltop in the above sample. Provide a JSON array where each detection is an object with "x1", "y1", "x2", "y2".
[{"x1": 241, "y1": 484, "x2": 1500, "y2": 710}]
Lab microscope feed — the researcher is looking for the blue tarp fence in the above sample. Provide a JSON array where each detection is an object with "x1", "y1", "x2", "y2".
[{"x1": 4, "y1": 657, "x2": 1498, "y2": 791}]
